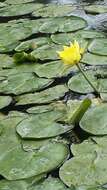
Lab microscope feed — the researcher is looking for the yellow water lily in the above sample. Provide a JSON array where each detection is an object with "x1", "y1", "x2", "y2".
[{"x1": 57, "y1": 40, "x2": 84, "y2": 66}]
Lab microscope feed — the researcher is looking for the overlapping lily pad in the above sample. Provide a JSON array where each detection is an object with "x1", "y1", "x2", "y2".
[
  {"x1": 0, "y1": 72, "x2": 53, "y2": 95},
  {"x1": 60, "y1": 137, "x2": 107, "y2": 186},
  {"x1": 31, "y1": 44, "x2": 61, "y2": 60},
  {"x1": 32, "y1": 4, "x2": 76, "y2": 17},
  {"x1": 88, "y1": 39, "x2": 107, "y2": 56},
  {"x1": 68, "y1": 69, "x2": 98, "y2": 94},
  {"x1": 33, "y1": 60, "x2": 76, "y2": 78},
  {"x1": 81, "y1": 52, "x2": 107, "y2": 65},
  {"x1": 84, "y1": 5, "x2": 107, "y2": 14},
  {"x1": 16, "y1": 85, "x2": 68, "y2": 105},
  {"x1": 29, "y1": 177, "x2": 69, "y2": 190},
  {"x1": 15, "y1": 37, "x2": 50, "y2": 52},
  {"x1": 0, "y1": 96, "x2": 12, "y2": 109},
  {"x1": 0, "y1": 142, "x2": 68, "y2": 180},
  {"x1": 5, "y1": 0, "x2": 34, "y2": 4},
  {"x1": 0, "y1": 3, "x2": 44, "y2": 17},
  {"x1": 16, "y1": 110, "x2": 73, "y2": 139},
  {"x1": 80, "y1": 103, "x2": 107, "y2": 135},
  {"x1": 68, "y1": 68, "x2": 107, "y2": 94},
  {"x1": 39, "y1": 16, "x2": 87, "y2": 33}
]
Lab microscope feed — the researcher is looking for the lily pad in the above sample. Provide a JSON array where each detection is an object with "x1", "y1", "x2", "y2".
[
  {"x1": 81, "y1": 52, "x2": 107, "y2": 65},
  {"x1": 0, "y1": 54, "x2": 14, "y2": 69},
  {"x1": 68, "y1": 69, "x2": 98, "y2": 94},
  {"x1": 32, "y1": 4, "x2": 76, "y2": 17},
  {"x1": 0, "y1": 3, "x2": 44, "y2": 17},
  {"x1": 0, "y1": 73, "x2": 52, "y2": 95},
  {"x1": 0, "y1": 142, "x2": 68, "y2": 180},
  {"x1": 5, "y1": 0, "x2": 34, "y2": 4},
  {"x1": 75, "y1": 30, "x2": 106, "y2": 39},
  {"x1": 39, "y1": 16, "x2": 87, "y2": 33},
  {"x1": 33, "y1": 60, "x2": 76, "y2": 78},
  {"x1": 31, "y1": 44, "x2": 61, "y2": 60},
  {"x1": 60, "y1": 137, "x2": 107, "y2": 186},
  {"x1": 0, "y1": 96, "x2": 12, "y2": 109},
  {"x1": 0, "y1": 180, "x2": 28, "y2": 190},
  {"x1": 16, "y1": 110, "x2": 73, "y2": 139},
  {"x1": 88, "y1": 39, "x2": 107, "y2": 56},
  {"x1": 15, "y1": 37, "x2": 50, "y2": 52},
  {"x1": 84, "y1": 5, "x2": 107, "y2": 14},
  {"x1": 16, "y1": 85, "x2": 68, "y2": 105},
  {"x1": 29, "y1": 177, "x2": 69, "y2": 190},
  {"x1": 68, "y1": 68, "x2": 107, "y2": 94},
  {"x1": 27, "y1": 101, "x2": 67, "y2": 114},
  {"x1": 80, "y1": 103, "x2": 107, "y2": 135}
]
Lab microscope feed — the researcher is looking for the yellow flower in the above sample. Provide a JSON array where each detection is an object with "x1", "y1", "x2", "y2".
[{"x1": 57, "y1": 40, "x2": 84, "y2": 66}]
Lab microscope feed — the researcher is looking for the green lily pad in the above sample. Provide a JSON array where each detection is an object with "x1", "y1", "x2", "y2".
[
  {"x1": 68, "y1": 68, "x2": 107, "y2": 94},
  {"x1": 16, "y1": 85, "x2": 68, "y2": 105},
  {"x1": 80, "y1": 103, "x2": 107, "y2": 135},
  {"x1": 16, "y1": 110, "x2": 73, "y2": 139},
  {"x1": 60, "y1": 137, "x2": 107, "y2": 186},
  {"x1": 0, "y1": 96, "x2": 12, "y2": 109},
  {"x1": 32, "y1": 4, "x2": 76, "y2": 17},
  {"x1": 0, "y1": 142, "x2": 68, "y2": 180},
  {"x1": 0, "y1": 3, "x2": 44, "y2": 17},
  {"x1": 51, "y1": 33, "x2": 74, "y2": 45},
  {"x1": 27, "y1": 101, "x2": 66, "y2": 114},
  {"x1": 88, "y1": 39, "x2": 107, "y2": 56},
  {"x1": 29, "y1": 177, "x2": 70, "y2": 190},
  {"x1": 0, "y1": 73, "x2": 52, "y2": 95},
  {"x1": 0, "y1": 54, "x2": 14, "y2": 69},
  {"x1": 31, "y1": 44, "x2": 61, "y2": 60},
  {"x1": 34, "y1": 60, "x2": 76, "y2": 78},
  {"x1": 84, "y1": 5, "x2": 107, "y2": 14},
  {"x1": 68, "y1": 69, "x2": 98, "y2": 94},
  {"x1": 0, "y1": 180, "x2": 28, "y2": 190},
  {"x1": 15, "y1": 37, "x2": 50, "y2": 52},
  {"x1": 39, "y1": 16, "x2": 87, "y2": 33},
  {"x1": 81, "y1": 52, "x2": 107, "y2": 65},
  {"x1": 0, "y1": 41, "x2": 20, "y2": 53},
  {"x1": 5, "y1": 0, "x2": 34, "y2": 4},
  {"x1": 75, "y1": 30, "x2": 106, "y2": 39}
]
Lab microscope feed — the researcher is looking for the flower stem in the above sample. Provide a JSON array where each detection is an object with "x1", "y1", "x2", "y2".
[{"x1": 76, "y1": 63, "x2": 98, "y2": 94}]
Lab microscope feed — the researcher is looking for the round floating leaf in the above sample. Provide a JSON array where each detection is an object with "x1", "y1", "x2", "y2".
[
  {"x1": 0, "y1": 54, "x2": 14, "y2": 69},
  {"x1": 16, "y1": 85, "x2": 68, "y2": 105},
  {"x1": 81, "y1": 52, "x2": 107, "y2": 65},
  {"x1": 29, "y1": 177, "x2": 69, "y2": 190},
  {"x1": 60, "y1": 137, "x2": 107, "y2": 186},
  {"x1": 35, "y1": 60, "x2": 76, "y2": 78},
  {"x1": 0, "y1": 3, "x2": 44, "y2": 17},
  {"x1": 15, "y1": 37, "x2": 50, "y2": 52},
  {"x1": 84, "y1": 5, "x2": 107, "y2": 14},
  {"x1": 27, "y1": 101, "x2": 66, "y2": 114},
  {"x1": 88, "y1": 39, "x2": 107, "y2": 56},
  {"x1": 32, "y1": 4, "x2": 76, "y2": 17},
  {"x1": 68, "y1": 69, "x2": 98, "y2": 94},
  {"x1": 39, "y1": 16, "x2": 87, "y2": 33},
  {"x1": 51, "y1": 33, "x2": 74, "y2": 45},
  {"x1": 0, "y1": 180, "x2": 28, "y2": 190},
  {"x1": 75, "y1": 30, "x2": 106, "y2": 39},
  {"x1": 0, "y1": 73, "x2": 52, "y2": 95},
  {"x1": 0, "y1": 142, "x2": 68, "y2": 180},
  {"x1": 16, "y1": 110, "x2": 73, "y2": 139},
  {"x1": 80, "y1": 103, "x2": 107, "y2": 135},
  {"x1": 0, "y1": 96, "x2": 12, "y2": 109},
  {"x1": 5, "y1": 0, "x2": 34, "y2": 4}
]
